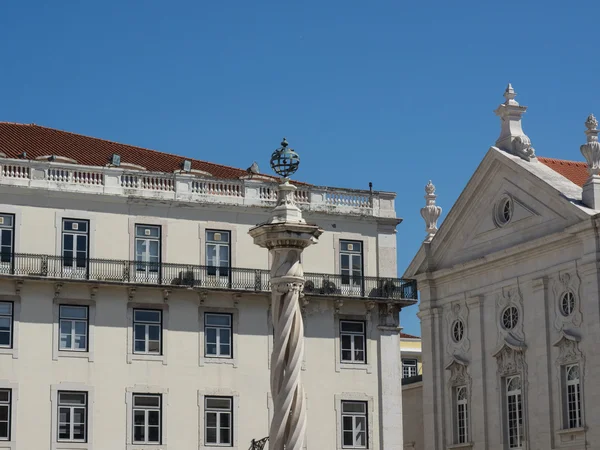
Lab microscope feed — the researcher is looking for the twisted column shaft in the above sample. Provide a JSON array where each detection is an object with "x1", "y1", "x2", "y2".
[{"x1": 269, "y1": 248, "x2": 306, "y2": 450}]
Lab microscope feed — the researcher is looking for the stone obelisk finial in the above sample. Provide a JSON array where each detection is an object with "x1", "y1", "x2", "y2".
[
  {"x1": 580, "y1": 114, "x2": 600, "y2": 209},
  {"x1": 249, "y1": 139, "x2": 322, "y2": 450},
  {"x1": 494, "y1": 83, "x2": 536, "y2": 161},
  {"x1": 420, "y1": 180, "x2": 442, "y2": 242}
]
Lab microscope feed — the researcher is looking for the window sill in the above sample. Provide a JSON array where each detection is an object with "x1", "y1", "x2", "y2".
[
  {"x1": 0, "y1": 440, "x2": 16, "y2": 450},
  {"x1": 338, "y1": 362, "x2": 371, "y2": 373},
  {"x1": 0, "y1": 347, "x2": 17, "y2": 359},
  {"x1": 126, "y1": 445, "x2": 167, "y2": 450},
  {"x1": 447, "y1": 443, "x2": 473, "y2": 450},
  {"x1": 128, "y1": 353, "x2": 167, "y2": 365},
  {"x1": 200, "y1": 356, "x2": 237, "y2": 368},
  {"x1": 54, "y1": 350, "x2": 93, "y2": 361},
  {"x1": 52, "y1": 442, "x2": 91, "y2": 450},
  {"x1": 557, "y1": 427, "x2": 586, "y2": 435}
]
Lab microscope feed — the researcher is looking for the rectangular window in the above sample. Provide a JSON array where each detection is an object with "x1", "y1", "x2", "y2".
[
  {"x1": 340, "y1": 240, "x2": 363, "y2": 287},
  {"x1": 340, "y1": 321, "x2": 366, "y2": 364},
  {"x1": 0, "y1": 389, "x2": 11, "y2": 440},
  {"x1": 133, "y1": 309, "x2": 162, "y2": 355},
  {"x1": 341, "y1": 401, "x2": 368, "y2": 448},
  {"x1": 206, "y1": 230, "x2": 230, "y2": 277},
  {"x1": 206, "y1": 230, "x2": 231, "y2": 277},
  {"x1": 505, "y1": 375, "x2": 524, "y2": 449},
  {"x1": 455, "y1": 386, "x2": 468, "y2": 444},
  {"x1": 59, "y1": 305, "x2": 88, "y2": 351},
  {"x1": 57, "y1": 391, "x2": 87, "y2": 442},
  {"x1": 135, "y1": 225, "x2": 161, "y2": 274},
  {"x1": 205, "y1": 396, "x2": 233, "y2": 446},
  {"x1": 402, "y1": 359, "x2": 418, "y2": 378},
  {"x1": 62, "y1": 219, "x2": 89, "y2": 270},
  {"x1": 205, "y1": 313, "x2": 232, "y2": 358},
  {"x1": 0, "y1": 302, "x2": 12, "y2": 349},
  {"x1": 0, "y1": 215, "x2": 14, "y2": 268},
  {"x1": 565, "y1": 364, "x2": 582, "y2": 429},
  {"x1": 132, "y1": 394, "x2": 161, "y2": 444}
]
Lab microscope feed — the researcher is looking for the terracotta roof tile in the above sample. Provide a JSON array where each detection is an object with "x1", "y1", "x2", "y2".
[
  {"x1": 538, "y1": 156, "x2": 588, "y2": 187},
  {"x1": 400, "y1": 332, "x2": 420, "y2": 339},
  {"x1": 0, "y1": 122, "x2": 280, "y2": 181}
]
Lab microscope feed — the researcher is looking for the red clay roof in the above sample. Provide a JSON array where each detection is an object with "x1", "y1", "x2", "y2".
[
  {"x1": 538, "y1": 157, "x2": 588, "y2": 187},
  {"x1": 400, "y1": 332, "x2": 420, "y2": 339},
  {"x1": 0, "y1": 122, "x2": 269, "y2": 180}
]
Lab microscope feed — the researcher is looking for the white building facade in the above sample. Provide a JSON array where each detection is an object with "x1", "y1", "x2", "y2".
[
  {"x1": 0, "y1": 123, "x2": 416, "y2": 450},
  {"x1": 405, "y1": 86, "x2": 600, "y2": 450}
]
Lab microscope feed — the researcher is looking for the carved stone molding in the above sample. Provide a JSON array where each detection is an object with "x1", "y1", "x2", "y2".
[
  {"x1": 127, "y1": 287, "x2": 136, "y2": 302},
  {"x1": 162, "y1": 289, "x2": 171, "y2": 303},
  {"x1": 379, "y1": 303, "x2": 399, "y2": 327},
  {"x1": 54, "y1": 283, "x2": 63, "y2": 299},
  {"x1": 445, "y1": 302, "x2": 470, "y2": 357},
  {"x1": 89, "y1": 285, "x2": 99, "y2": 301},
  {"x1": 493, "y1": 338, "x2": 527, "y2": 377},
  {"x1": 553, "y1": 330, "x2": 583, "y2": 367},
  {"x1": 445, "y1": 356, "x2": 472, "y2": 388},
  {"x1": 334, "y1": 299, "x2": 344, "y2": 314},
  {"x1": 551, "y1": 270, "x2": 583, "y2": 331},
  {"x1": 14, "y1": 280, "x2": 23, "y2": 296}
]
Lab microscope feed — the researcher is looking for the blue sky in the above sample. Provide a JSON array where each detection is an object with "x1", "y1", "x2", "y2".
[{"x1": 1, "y1": 1, "x2": 598, "y2": 336}]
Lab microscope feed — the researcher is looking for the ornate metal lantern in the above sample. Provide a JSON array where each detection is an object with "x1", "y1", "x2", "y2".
[{"x1": 270, "y1": 138, "x2": 300, "y2": 178}]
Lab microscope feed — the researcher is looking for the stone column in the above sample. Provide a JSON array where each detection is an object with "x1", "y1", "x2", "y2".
[
  {"x1": 378, "y1": 303, "x2": 403, "y2": 450},
  {"x1": 250, "y1": 180, "x2": 322, "y2": 450}
]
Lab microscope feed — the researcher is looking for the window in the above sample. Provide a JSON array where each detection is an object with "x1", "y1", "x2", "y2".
[
  {"x1": 502, "y1": 306, "x2": 519, "y2": 330},
  {"x1": 0, "y1": 389, "x2": 11, "y2": 440},
  {"x1": 341, "y1": 401, "x2": 368, "y2": 448},
  {"x1": 505, "y1": 376, "x2": 524, "y2": 449},
  {"x1": 59, "y1": 305, "x2": 88, "y2": 351},
  {"x1": 135, "y1": 225, "x2": 161, "y2": 276},
  {"x1": 452, "y1": 320, "x2": 465, "y2": 343},
  {"x1": 205, "y1": 313, "x2": 232, "y2": 358},
  {"x1": 62, "y1": 219, "x2": 89, "y2": 272},
  {"x1": 0, "y1": 302, "x2": 12, "y2": 348},
  {"x1": 133, "y1": 309, "x2": 162, "y2": 355},
  {"x1": 456, "y1": 386, "x2": 468, "y2": 444},
  {"x1": 206, "y1": 230, "x2": 230, "y2": 277},
  {"x1": 565, "y1": 364, "x2": 582, "y2": 429},
  {"x1": 340, "y1": 240, "x2": 363, "y2": 288},
  {"x1": 561, "y1": 292, "x2": 575, "y2": 317},
  {"x1": 57, "y1": 391, "x2": 87, "y2": 442},
  {"x1": 132, "y1": 394, "x2": 161, "y2": 444},
  {"x1": 205, "y1": 396, "x2": 233, "y2": 446},
  {"x1": 496, "y1": 197, "x2": 513, "y2": 226},
  {"x1": 0, "y1": 215, "x2": 14, "y2": 269},
  {"x1": 340, "y1": 321, "x2": 366, "y2": 363},
  {"x1": 402, "y1": 359, "x2": 418, "y2": 378}
]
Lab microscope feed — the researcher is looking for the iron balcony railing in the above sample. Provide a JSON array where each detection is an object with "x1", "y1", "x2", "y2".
[{"x1": 0, "y1": 253, "x2": 417, "y2": 301}]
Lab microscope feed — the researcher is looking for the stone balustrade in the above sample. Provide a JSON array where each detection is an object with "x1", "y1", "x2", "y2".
[{"x1": 0, "y1": 158, "x2": 397, "y2": 217}]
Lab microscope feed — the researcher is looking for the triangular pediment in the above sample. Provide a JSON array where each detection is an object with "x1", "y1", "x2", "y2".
[{"x1": 407, "y1": 148, "x2": 592, "y2": 275}]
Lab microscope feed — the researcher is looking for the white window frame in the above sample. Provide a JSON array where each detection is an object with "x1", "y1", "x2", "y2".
[
  {"x1": 204, "y1": 396, "x2": 233, "y2": 446},
  {"x1": 132, "y1": 394, "x2": 162, "y2": 445},
  {"x1": 205, "y1": 230, "x2": 231, "y2": 279},
  {"x1": 204, "y1": 313, "x2": 233, "y2": 358},
  {"x1": 133, "y1": 309, "x2": 162, "y2": 355},
  {"x1": 0, "y1": 382, "x2": 17, "y2": 450},
  {"x1": 51, "y1": 383, "x2": 94, "y2": 450},
  {"x1": 198, "y1": 389, "x2": 239, "y2": 449},
  {"x1": 126, "y1": 386, "x2": 168, "y2": 450},
  {"x1": 58, "y1": 305, "x2": 89, "y2": 352},
  {"x1": 0, "y1": 296, "x2": 19, "y2": 359},
  {"x1": 505, "y1": 375, "x2": 524, "y2": 450},
  {"x1": 61, "y1": 218, "x2": 90, "y2": 276},
  {"x1": 52, "y1": 298, "x2": 96, "y2": 361},
  {"x1": 0, "y1": 214, "x2": 15, "y2": 274},
  {"x1": 54, "y1": 210, "x2": 96, "y2": 269},
  {"x1": 199, "y1": 306, "x2": 238, "y2": 368},
  {"x1": 340, "y1": 401, "x2": 368, "y2": 449},
  {"x1": 335, "y1": 315, "x2": 373, "y2": 373},
  {"x1": 564, "y1": 364, "x2": 583, "y2": 430},
  {"x1": 127, "y1": 303, "x2": 169, "y2": 364},
  {"x1": 339, "y1": 240, "x2": 364, "y2": 290},
  {"x1": 340, "y1": 320, "x2": 366, "y2": 364},
  {"x1": 334, "y1": 393, "x2": 374, "y2": 450},
  {"x1": 455, "y1": 386, "x2": 469, "y2": 444},
  {"x1": 402, "y1": 359, "x2": 418, "y2": 378},
  {"x1": 0, "y1": 301, "x2": 13, "y2": 351},
  {"x1": 57, "y1": 391, "x2": 88, "y2": 443},
  {"x1": 0, "y1": 388, "x2": 10, "y2": 442}
]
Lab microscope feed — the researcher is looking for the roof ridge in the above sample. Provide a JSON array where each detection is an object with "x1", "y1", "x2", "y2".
[{"x1": 1, "y1": 122, "x2": 267, "y2": 177}]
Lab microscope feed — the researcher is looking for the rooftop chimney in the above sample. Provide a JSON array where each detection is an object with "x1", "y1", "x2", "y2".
[{"x1": 494, "y1": 84, "x2": 535, "y2": 161}]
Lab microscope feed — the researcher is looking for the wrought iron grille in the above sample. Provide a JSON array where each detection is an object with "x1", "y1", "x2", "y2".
[
  {"x1": 0, "y1": 253, "x2": 417, "y2": 301},
  {"x1": 249, "y1": 437, "x2": 269, "y2": 450}
]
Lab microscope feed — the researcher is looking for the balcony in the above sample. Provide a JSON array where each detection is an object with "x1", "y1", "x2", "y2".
[{"x1": 0, "y1": 253, "x2": 418, "y2": 303}]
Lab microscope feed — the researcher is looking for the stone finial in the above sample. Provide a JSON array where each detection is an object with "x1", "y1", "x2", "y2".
[
  {"x1": 420, "y1": 180, "x2": 442, "y2": 243},
  {"x1": 580, "y1": 114, "x2": 600, "y2": 210},
  {"x1": 494, "y1": 84, "x2": 535, "y2": 161},
  {"x1": 581, "y1": 113, "x2": 600, "y2": 176}
]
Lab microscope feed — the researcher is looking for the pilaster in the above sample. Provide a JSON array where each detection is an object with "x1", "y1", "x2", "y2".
[{"x1": 466, "y1": 295, "x2": 487, "y2": 450}]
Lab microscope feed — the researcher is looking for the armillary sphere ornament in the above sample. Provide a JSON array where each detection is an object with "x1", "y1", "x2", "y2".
[{"x1": 270, "y1": 138, "x2": 300, "y2": 178}]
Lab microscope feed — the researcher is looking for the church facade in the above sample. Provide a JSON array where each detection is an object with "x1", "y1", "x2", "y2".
[{"x1": 405, "y1": 85, "x2": 600, "y2": 450}]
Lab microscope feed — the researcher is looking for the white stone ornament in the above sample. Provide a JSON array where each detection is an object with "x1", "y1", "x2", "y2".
[
  {"x1": 420, "y1": 180, "x2": 442, "y2": 243},
  {"x1": 494, "y1": 83, "x2": 536, "y2": 161},
  {"x1": 580, "y1": 113, "x2": 600, "y2": 176}
]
